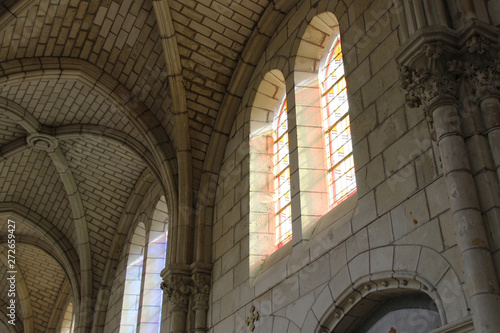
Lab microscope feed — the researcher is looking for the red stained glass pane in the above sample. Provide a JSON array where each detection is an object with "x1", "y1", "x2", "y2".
[
  {"x1": 321, "y1": 37, "x2": 357, "y2": 207},
  {"x1": 274, "y1": 99, "x2": 292, "y2": 246}
]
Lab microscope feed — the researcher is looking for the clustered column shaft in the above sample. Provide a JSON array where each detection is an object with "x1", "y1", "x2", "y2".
[
  {"x1": 433, "y1": 102, "x2": 500, "y2": 331},
  {"x1": 160, "y1": 265, "x2": 211, "y2": 332}
]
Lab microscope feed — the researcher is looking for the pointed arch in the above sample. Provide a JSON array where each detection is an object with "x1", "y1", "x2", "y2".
[
  {"x1": 137, "y1": 196, "x2": 168, "y2": 332},
  {"x1": 119, "y1": 221, "x2": 146, "y2": 333}
]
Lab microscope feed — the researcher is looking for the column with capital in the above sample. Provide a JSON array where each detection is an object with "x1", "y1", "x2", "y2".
[
  {"x1": 160, "y1": 273, "x2": 191, "y2": 333},
  {"x1": 399, "y1": 37, "x2": 500, "y2": 332},
  {"x1": 190, "y1": 272, "x2": 210, "y2": 333},
  {"x1": 460, "y1": 34, "x2": 500, "y2": 180}
]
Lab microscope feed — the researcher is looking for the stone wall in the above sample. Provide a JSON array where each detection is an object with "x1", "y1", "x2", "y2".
[{"x1": 209, "y1": 0, "x2": 472, "y2": 331}]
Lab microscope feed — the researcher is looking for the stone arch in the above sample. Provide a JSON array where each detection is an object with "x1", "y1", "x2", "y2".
[
  {"x1": 249, "y1": 314, "x2": 301, "y2": 333},
  {"x1": 0, "y1": 208, "x2": 81, "y2": 303},
  {"x1": 248, "y1": 65, "x2": 288, "y2": 281},
  {"x1": 137, "y1": 195, "x2": 168, "y2": 333},
  {"x1": 289, "y1": 0, "x2": 349, "y2": 68},
  {"x1": 303, "y1": 245, "x2": 468, "y2": 332},
  {"x1": 55, "y1": 284, "x2": 75, "y2": 333},
  {"x1": 0, "y1": 57, "x2": 177, "y2": 202},
  {"x1": 0, "y1": 246, "x2": 33, "y2": 331},
  {"x1": 47, "y1": 279, "x2": 72, "y2": 332},
  {"x1": 316, "y1": 279, "x2": 443, "y2": 332},
  {"x1": 95, "y1": 169, "x2": 159, "y2": 332},
  {"x1": 151, "y1": 0, "x2": 193, "y2": 269},
  {"x1": 289, "y1": 7, "x2": 358, "y2": 242},
  {"x1": 192, "y1": 1, "x2": 291, "y2": 267},
  {"x1": 119, "y1": 221, "x2": 147, "y2": 333},
  {"x1": 0, "y1": 312, "x2": 17, "y2": 333},
  {"x1": 0, "y1": 204, "x2": 88, "y2": 331},
  {"x1": 0, "y1": 97, "x2": 40, "y2": 133},
  {"x1": 103, "y1": 179, "x2": 167, "y2": 333}
]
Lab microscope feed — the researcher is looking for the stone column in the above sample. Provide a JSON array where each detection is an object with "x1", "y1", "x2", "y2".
[
  {"x1": 461, "y1": 34, "x2": 500, "y2": 180},
  {"x1": 160, "y1": 274, "x2": 191, "y2": 333},
  {"x1": 433, "y1": 102, "x2": 500, "y2": 332},
  {"x1": 481, "y1": 96, "x2": 500, "y2": 179},
  {"x1": 190, "y1": 272, "x2": 210, "y2": 333},
  {"x1": 400, "y1": 41, "x2": 500, "y2": 332}
]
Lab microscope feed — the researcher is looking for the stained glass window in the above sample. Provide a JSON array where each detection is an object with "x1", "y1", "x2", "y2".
[
  {"x1": 321, "y1": 37, "x2": 356, "y2": 207},
  {"x1": 274, "y1": 99, "x2": 292, "y2": 247}
]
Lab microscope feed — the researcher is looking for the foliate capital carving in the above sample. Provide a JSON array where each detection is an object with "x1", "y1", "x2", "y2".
[
  {"x1": 422, "y1": 42, "x2": 444, "y2": 59},
  {"x1": 461, "y1": 59, "x2": 500, "y2": 99},
  {"x1": 191, "y1": 273, "x2": 211, "y2": 305},
  {"x1": 466, "y1": 35, "x2": 490, "y2": 55},
  {"x1": 399, "y1": 42, "x2": 461, "y2": 119},
  {"x1": 400, "y1": 62, "x2": 459, "y2": 113},
  {"x1": 160, "y1": 274, "x2": 191, "y2": 309},
  {"x1": 461, "y1": 35, "x2": 500, "y2": 99}
]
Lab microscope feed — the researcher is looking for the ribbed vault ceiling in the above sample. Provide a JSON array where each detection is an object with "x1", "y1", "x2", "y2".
[{"x1": 0, "y1": 0, "x2": 278, "y2": 330}]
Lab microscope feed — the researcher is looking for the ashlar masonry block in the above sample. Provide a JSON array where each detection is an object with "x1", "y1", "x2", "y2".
[
  {"x1": 390, "y1": 190, "x2": 430, "y2": 240},
  {"x1": 272, "y1": 274, "x2": 300, "y2": 312},
  {"x1": 367, "y1": 213, "x2": 393, "y2": 248},
  {"x1": 396, "y1": 218, "x2": 444, "y2": 253},
  {"x1": 375, "y1": 163, "x2": 417, "y2": 215},
  {"x1": 393, "y1": 245, "x2": 420, "y2": 273}
]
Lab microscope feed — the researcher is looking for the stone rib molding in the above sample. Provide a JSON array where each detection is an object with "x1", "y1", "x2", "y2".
[
  {"x1": 47, "y1": 279, "x2": 72, "y2": 332},
  {"x1": 0, "y1": 97, "x2": 40, "y2": 134},
  {"x1": 0, "y1": 208, "x2": 81, "y2": 303},
  {"x1": 91, "y1": 169, "x2": 157, "y2": 333},
  {"x1": 193, "y1": 0, "x2": 288, "y2": 266},
  {"x1": 0, "y1": 246, "x2": 34, "y2": 332},
  {"x1": 152, "y1": 0, "x2": 193, "y2": 271},
  {"x1": 43, "y1": 143, "x2": 93, "y2": 333},
  {"x1": 0, "y1": 57, "x2": 177, "y2": 196}
]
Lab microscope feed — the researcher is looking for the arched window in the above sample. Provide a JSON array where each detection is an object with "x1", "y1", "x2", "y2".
[
  {"x1": 119, "y1": 196, "x2": 168, "y2": 333},
  {"x1": 292, "y1": 11, "x2": 358, "y2": 241},
  {"x1": 137, "y1": 197, "x2": 168, "y2": 333},
  {"x1": 58, "y1": 300, "x2": 75, "y2": 333},
  {"x1": 274, "y1": 98, "x2": 292, "y2": 247},
  {"x1": 320, "y1": 36, "x2": 356, "y2": 207},
  {"x1": 248, "y1": 69, "x2": 288, "y2": 279},
  {"x1": 120, "y1": 222, "x2": 146, "y2": 332}
]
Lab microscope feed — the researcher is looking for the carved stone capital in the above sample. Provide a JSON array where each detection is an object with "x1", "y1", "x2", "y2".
[
  {"x1": 190, "y1": 272, "x2": 211, "y2": 306},
  {"x1": 459, "y1": 35, "x2": 500, "y2": 100},
  {"x1": 160, "y1": 274, "x2": 191, "y2": 310},
  {"x1": 399, "y1": 47, "x2": 460, "y2": 115}
]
